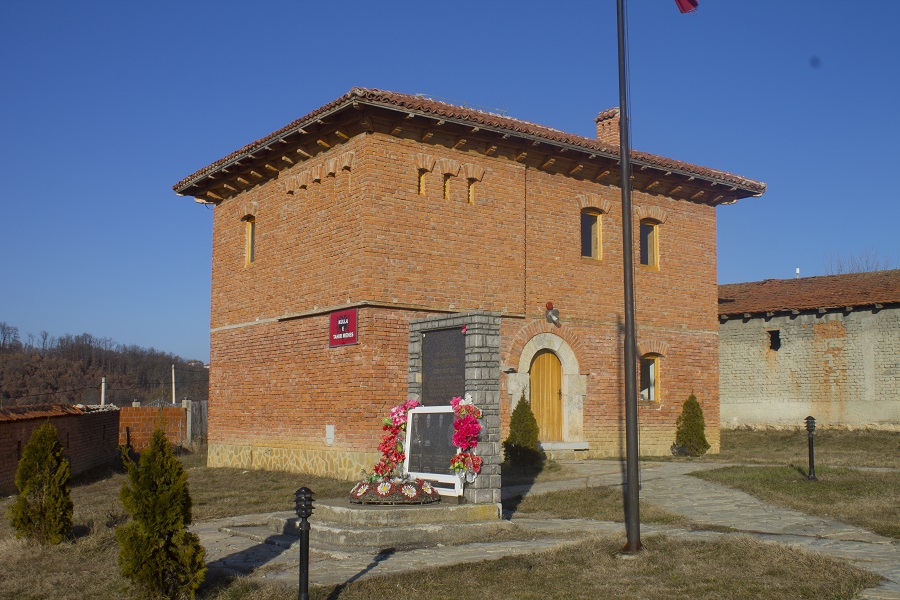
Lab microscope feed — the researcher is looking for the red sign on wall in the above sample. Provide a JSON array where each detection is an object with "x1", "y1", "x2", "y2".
[{"x1": 329, "y1": 308, "x2": 358, "y2": 347}]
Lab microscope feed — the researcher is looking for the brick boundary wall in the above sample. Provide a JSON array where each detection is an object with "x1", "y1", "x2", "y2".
[
  {"x1": 118, "y1": 406, "x2": 188, "y2": 452},
  {"x1": 1, "y1": 406, "x2": 120, "y2": 496}
]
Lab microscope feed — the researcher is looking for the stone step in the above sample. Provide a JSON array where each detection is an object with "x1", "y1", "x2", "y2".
[{"x1": 292, "y1": 498, "x2": 501, "y2": 527}]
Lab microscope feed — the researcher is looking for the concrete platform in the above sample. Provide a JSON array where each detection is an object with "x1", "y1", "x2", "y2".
[
  {"x1": 308, "y1": 497, "x2": 501, "y2": 526},
  {"x1": 222, "y1": 499, "x2": 506, "y2": 550}
]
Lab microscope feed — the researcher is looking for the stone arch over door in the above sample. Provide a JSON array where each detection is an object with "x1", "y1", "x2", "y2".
[{"x1": 507, "y1": 332, "x2": 587, "y2": 446}]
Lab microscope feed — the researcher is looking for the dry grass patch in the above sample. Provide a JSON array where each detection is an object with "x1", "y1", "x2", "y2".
[
  {"x1": 1, "y1": 447, "x2": 885, "y2": 600},
  {"x1": 187, "y1": 466, "x2": 350, "y2": 521},
  {"x1": 693, "y1": 465, "x2": 900, "y2": 538},
  {"x1": 0, "y1": 466, "x2": 130, "y2": 599},
  {"x1": 0, "y1": 448, "x2": 354, "y2": 599},
  {"x1": 710, "y1": 429, "x2": 899, "y2": 468},
  {"x1": 505, "y1": 485, "x2": 687, "y2": 525},
  {"x1": 303, "y1": 534, "x2": 880, "y2": 600}
]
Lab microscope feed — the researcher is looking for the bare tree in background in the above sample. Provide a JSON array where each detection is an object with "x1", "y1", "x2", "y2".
[
  {"x1": 823, "y1": 251, "x2": 894, "y2": 275},
  {"x1": 0, "y1": 322, "x2": 20, "y2": 352}
]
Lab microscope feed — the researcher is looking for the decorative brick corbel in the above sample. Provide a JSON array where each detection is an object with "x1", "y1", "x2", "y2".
[
  {"x1": 576, "y1": 193, "x2": 612, "y2": 214},
  {"x1": 282, "y1": 171, "x2": 311, "y2": 194},
  {"x1": 324, "y1": 158, "x2": 338, "y2": 177},
  {"x1": 340, "y1": 151, "x2": 355, "y2": 171},
  {"x1": 436, "y1": 158, "x2": 460, "y2": 176},
  {"x1": 240, "y1": 200, "x2": 259, "y2": 217},
  {"x1": 414, "y1": 153, "x2": 436, "y2": 173},
  {"x1": 637, "y1": 339, "x2": 669, "y2": 357},
  {"x1": 281, "y1": 174, "x2": 297, "y2": 194},
  {"x1": 635, "y1": 205, "x2": 668, "y2": 224},
  {"x1": 461, "y1": 163, "x2": 485, "y2": 182}
]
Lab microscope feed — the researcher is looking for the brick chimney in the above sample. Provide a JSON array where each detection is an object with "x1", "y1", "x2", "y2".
[{"x1": 595, "y1": 107, "x2": 620, "y2": 146}]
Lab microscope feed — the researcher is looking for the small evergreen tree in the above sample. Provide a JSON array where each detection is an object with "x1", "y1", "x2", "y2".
[
  {"x1": 7, "y1": 422, "x2": 73, "y2": 544},
  {"x1": 117, "y1": 429, "x2": 206, "y2": 599},
  {"x1": 503, "y1": 393, "x2": 544, "y2": 467},
  {"x1": 673, "y1": 394, "x2": 711, "y2": 457}
]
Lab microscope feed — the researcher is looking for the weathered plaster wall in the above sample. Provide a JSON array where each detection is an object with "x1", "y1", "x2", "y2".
[{"x1": 719, "y1": 307, "x2": 899, "y2": 429}]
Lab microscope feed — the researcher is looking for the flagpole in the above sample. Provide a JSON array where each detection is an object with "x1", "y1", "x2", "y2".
[{"x1": 617, "y1": 0, "x2": 642, "y2": 553}]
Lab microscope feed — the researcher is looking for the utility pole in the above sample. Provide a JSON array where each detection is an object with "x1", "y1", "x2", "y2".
[
  {"x1": 617, "y1": 0, "x2": 641, "y2": 553},
  {"x1": 101, "y1": 376, "x2": 107, "y2": 406},
  {"x1": 172, "y1": 364, "x2": 176, "y2": 405}
]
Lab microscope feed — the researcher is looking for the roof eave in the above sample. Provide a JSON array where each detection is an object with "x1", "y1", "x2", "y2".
[{"x1": 175, "y1": 93, "x2": 766, "y2": 201}]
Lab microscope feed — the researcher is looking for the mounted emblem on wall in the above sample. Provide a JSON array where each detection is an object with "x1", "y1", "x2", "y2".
[{"x1": 329, "y1": 308, "x2": 358, "y2": 347}]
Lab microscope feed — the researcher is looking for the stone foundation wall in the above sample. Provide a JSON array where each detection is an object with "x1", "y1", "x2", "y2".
[{"x1": 207, "y1": 443, "x2": 373, "y2": 481}]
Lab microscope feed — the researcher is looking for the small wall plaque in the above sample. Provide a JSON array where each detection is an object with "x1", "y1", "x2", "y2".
[{"x1": 329, "y1": 308, "x2": 358, "y2": 347}]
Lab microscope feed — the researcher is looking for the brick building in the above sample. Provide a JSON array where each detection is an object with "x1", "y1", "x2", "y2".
[
  {"x1": 1, "y1": 404, "x2": 119, "y2": 495},
  {"x1": 174, "y1": 87, "x2": 765, "y2": 480},
  {"x1": 719, "y1": 270, "x2": 900, "y2": 430}
]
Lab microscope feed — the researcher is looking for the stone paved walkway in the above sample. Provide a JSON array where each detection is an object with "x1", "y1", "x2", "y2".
[{"x1": 193, "y1": 460, "x2": 900, "y2": 598}]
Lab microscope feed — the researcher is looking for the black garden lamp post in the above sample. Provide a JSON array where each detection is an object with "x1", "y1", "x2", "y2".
[
  {"x1": 294, "y1": 486, "x2": 314, "y2": 600},
  {"x1": 805, "y1": 416, "x2": 817, "y2": 481}
]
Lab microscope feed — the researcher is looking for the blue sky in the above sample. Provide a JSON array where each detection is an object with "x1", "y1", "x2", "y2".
[{"x1": 2, "y1": 1, "x2": 897, "y2": 362}]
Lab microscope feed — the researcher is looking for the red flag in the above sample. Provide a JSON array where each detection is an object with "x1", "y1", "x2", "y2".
[{"x1": 675, "y1": 0, "x2": 698, "y2": 13}]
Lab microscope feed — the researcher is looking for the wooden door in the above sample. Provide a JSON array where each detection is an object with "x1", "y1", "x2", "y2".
[{"x1": 529, "y1": 350, "x2": 562, "y2": 441}]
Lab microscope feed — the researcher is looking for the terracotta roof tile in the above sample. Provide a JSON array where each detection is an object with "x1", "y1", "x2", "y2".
[
  {"x1": 174, "y1": 87, "x2": 766, "y2": 196},
  {"x1": 718, "y1": 270, "x2": 900, "y2": 315},
  {"x1": 0, "y1": 403, "x2": 84, "y2": 423}
]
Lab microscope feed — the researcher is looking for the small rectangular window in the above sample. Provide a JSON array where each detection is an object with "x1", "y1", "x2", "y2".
[
  {"x1": 640, "y1": 355, "x2": 658, "y2": 402},
  {"x1": 245, "y1": 217, "x2": 256, "y2": 265},
  {"x1": 768, "y1": 330, "x2": 781, "y2": 351},
  {"x1": 581, "y1": 211, "x2": 601, "y2": 259},
  {"x1": 640, "y1": 221, "x2": 658, "y2": 267},
  {"x1": 443, "y1": 174, "x2": 451, "y2": 200}
]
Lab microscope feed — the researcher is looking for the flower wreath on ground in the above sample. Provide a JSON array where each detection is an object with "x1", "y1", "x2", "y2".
[
  {"x1": 349, "y1": 399, "x2": 441, "y2": 505},
  {"x1": 450, "y1": 393, "x2": 483, "y2": 483}
]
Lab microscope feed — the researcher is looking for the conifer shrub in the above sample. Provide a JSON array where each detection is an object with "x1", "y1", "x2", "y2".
[
  {"x1": 7, "y1": 422, "x2": 73, "y2": 544},
  {"x1": 673, "y1": 393, "x2": 711, "y2": 457},
  {"x1": 503, "y1": 393, "x2": 544, "y2": 468},
  {"x1": 117, "y1": 429, "x2": 206, "y2": 599}
]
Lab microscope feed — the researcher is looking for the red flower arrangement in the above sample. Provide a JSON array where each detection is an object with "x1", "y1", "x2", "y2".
[
  {"x1": 349, "y1": 398, "x2": 441, "y2": 505},
  {"x1": 371, "y1": 399, "x2": 419, "y2": 479},
  {"x1": 450, "y1": 394, "x2": 483, "y2": 478}
]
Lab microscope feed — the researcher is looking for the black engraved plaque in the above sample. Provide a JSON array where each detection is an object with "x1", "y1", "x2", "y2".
[
  {"x1": 422, "y1": 327, "x2": 465, "y2": 406},
  {"x1": 406, "y1": 411, "x2": 456, "y2": 475}
]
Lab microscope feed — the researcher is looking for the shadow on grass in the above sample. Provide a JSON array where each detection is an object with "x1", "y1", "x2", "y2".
[
  {"x1": 326, "y1": 547, "x2": 396, "y2": 599},
  {"x1": 501, "y1": 460, "x2": 547, "y2": 517},
  {"x1": 198, "y1": 533, "x2": 297, "y2": 596}
]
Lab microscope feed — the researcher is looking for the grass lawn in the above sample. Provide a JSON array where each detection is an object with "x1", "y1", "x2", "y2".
[
  {"x1": 693, "y1": 465, "x2": 900, "y2": 539},
  {"x1": 504, "y1": 485, "x2": 688, "y2": 525},
  {"x1": 0, "y1": 444, "x2": 889, "y2": 599},
  {"x1": 0, "y1": 451, "x2": 352, "y2": 599},
  {"x1": 707, "y1": 429, "x2": 899, "y2": 468},
  {"x1": 207, "y1": 535, "x2": 881, "y2": 600}
]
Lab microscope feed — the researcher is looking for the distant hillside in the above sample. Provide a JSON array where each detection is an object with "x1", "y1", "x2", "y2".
[{"x1": 0, "y1": 322, "x2": 208, "y2": 407}]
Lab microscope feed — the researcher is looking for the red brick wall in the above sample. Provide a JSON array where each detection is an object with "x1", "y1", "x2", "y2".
[
  {"x1": 1, "y1": 410, "x2": 120, "y2": 496},
  {"x1": 205, "y1": 126, "x2": 721, "y2": 467},
  {"x1": 118, "y1": 406, "x2": 187, "y2": 452},
  {"x1": 209, "y1": 308, "x2": 430, "y2": 452}
]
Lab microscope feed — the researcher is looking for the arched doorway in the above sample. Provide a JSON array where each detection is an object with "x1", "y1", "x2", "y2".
[{"x1": 529, "y1": 350, "x2": 562, "y2": 442}]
